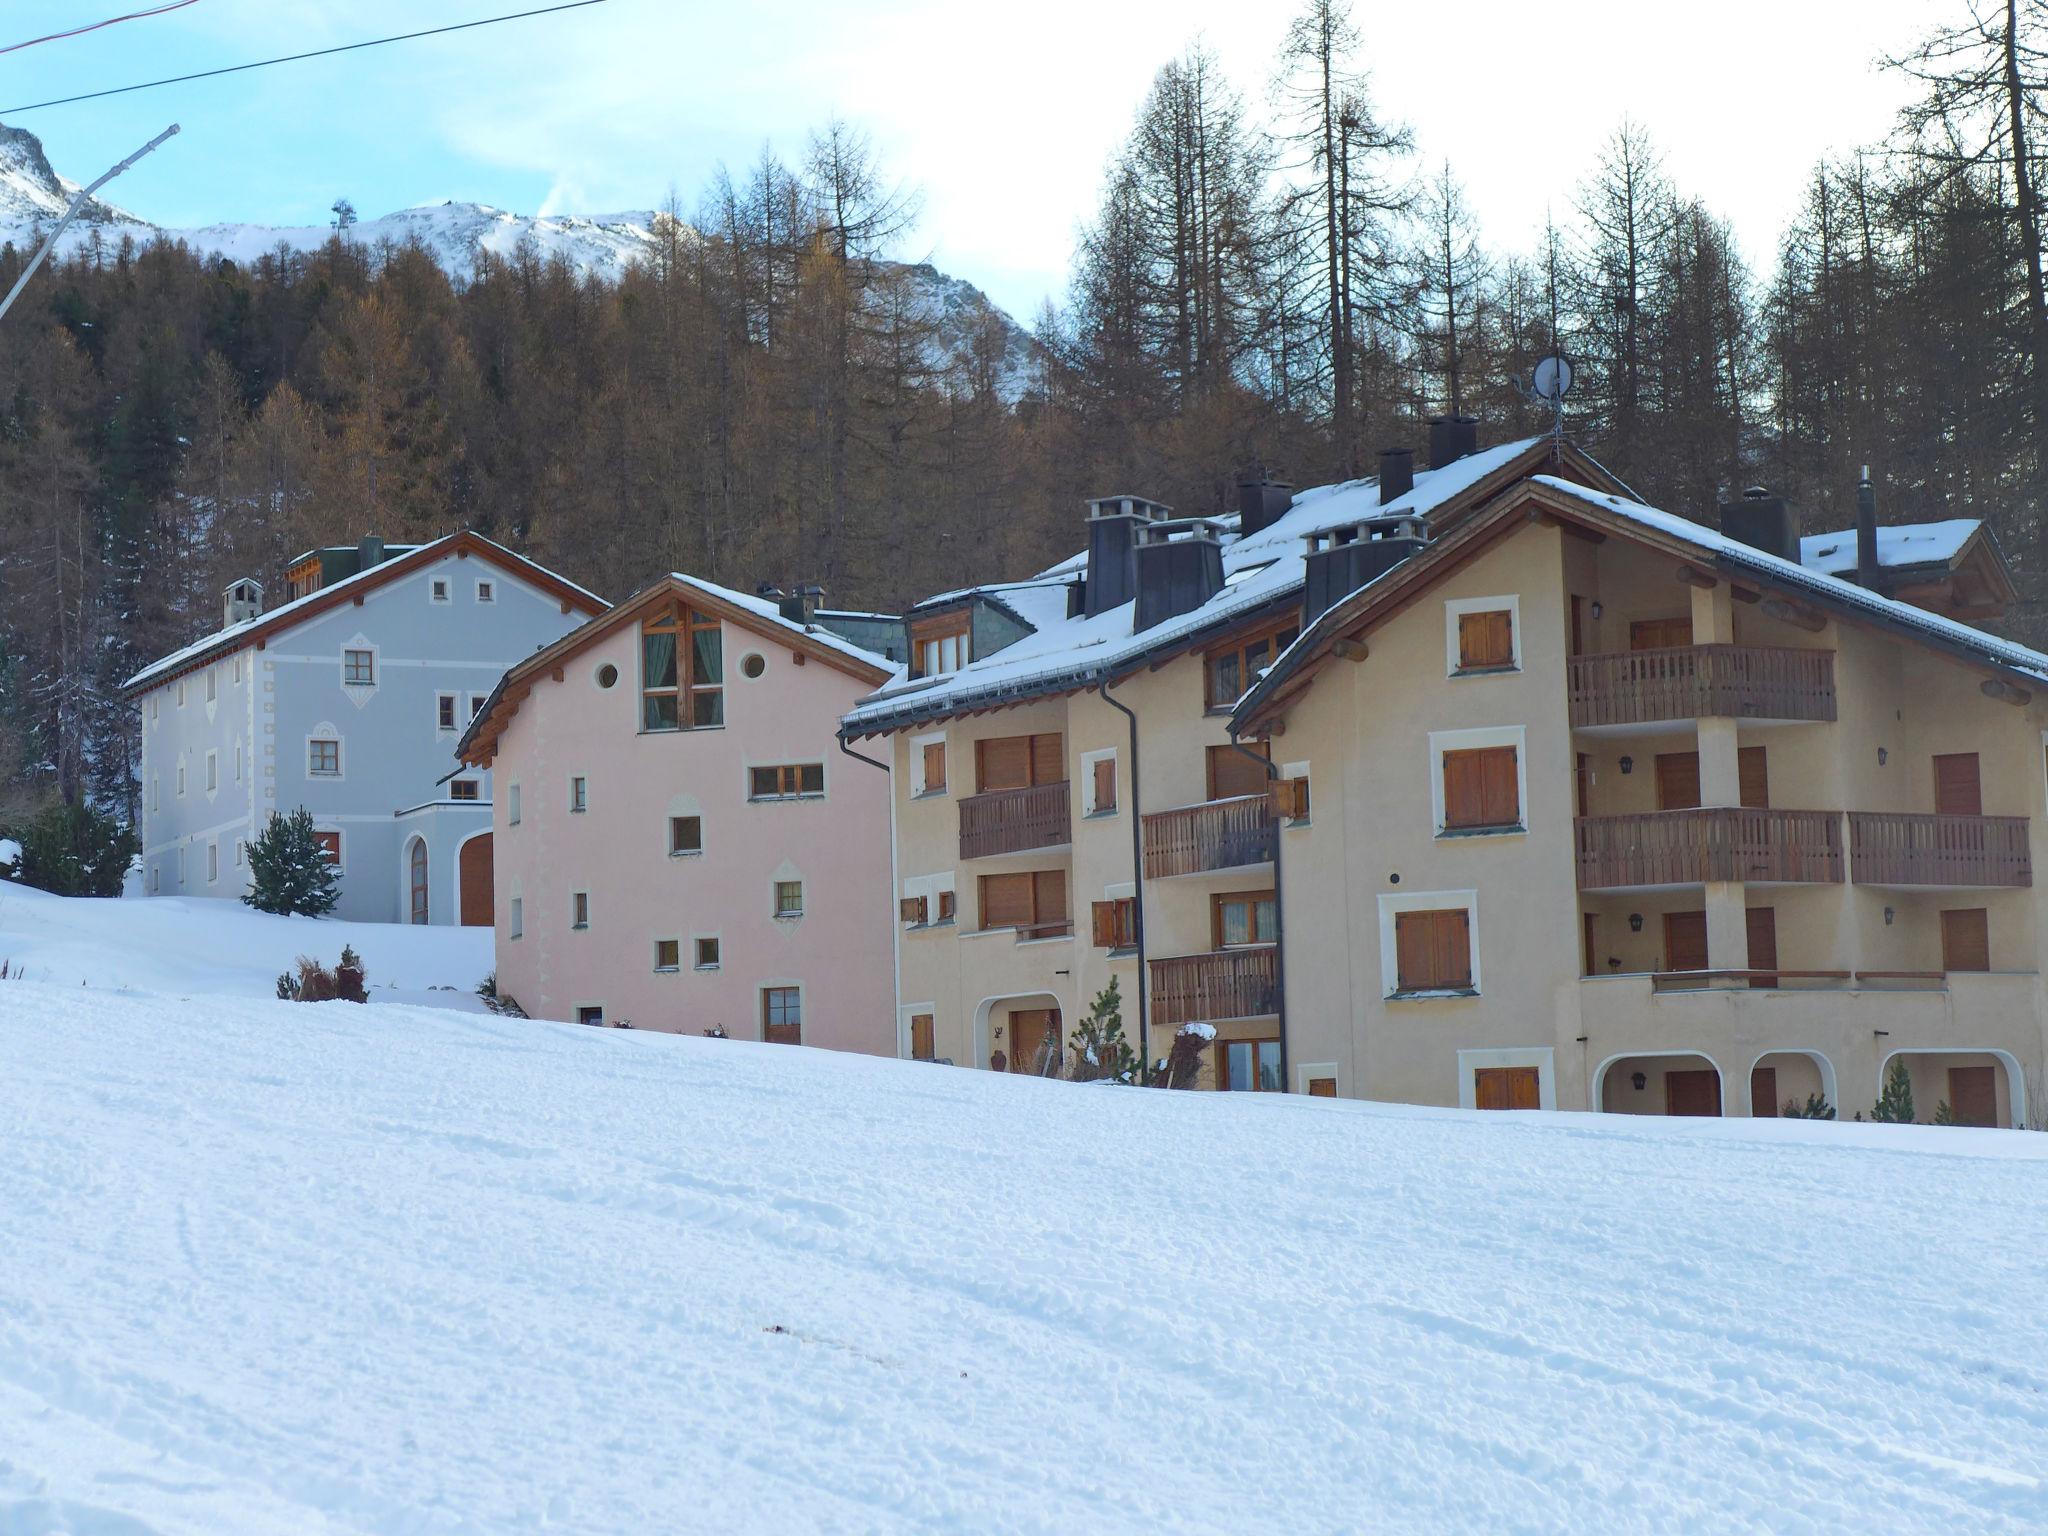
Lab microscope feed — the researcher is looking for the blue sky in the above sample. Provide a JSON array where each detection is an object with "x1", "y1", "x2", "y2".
[{"x1": 6, "y1": 0, "x2": 1932, "y2": 321}]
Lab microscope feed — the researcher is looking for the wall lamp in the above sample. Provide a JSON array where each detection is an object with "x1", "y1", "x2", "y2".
[
  {"x1": 1619, "y1": 755, "x2": 1634, "y2": 774},
  {"x1": 1590, "y1": 600, "x2": 1604, "y2": 620},
  {"x1": 1631, "y1": 1071, "x2": 1648, "y2": 1091},
  {"x1": 1877, "y1": 747, "x2": 1889, "y2": 766},
  {"x1": 1883, "y1": 907, "x2": 1895, "y2": 926},
  {"x1": 1628, "y1": 913, "x2": 1645, "y2": 933}
]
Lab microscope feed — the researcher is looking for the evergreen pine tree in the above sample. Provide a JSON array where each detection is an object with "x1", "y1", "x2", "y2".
[
  {"x1": 243, "y1": 807, "x2": 341, "y2": 917},
  {"x1": 14, "y1": 800, "x2": 135, "y2": 897},
  {"x1": 1871, "y1": 1057, "x2": 1916, "y2": 1123},
  {"x1": 1065, "y1": 975, "x2": 1138, "y2": 1083}
]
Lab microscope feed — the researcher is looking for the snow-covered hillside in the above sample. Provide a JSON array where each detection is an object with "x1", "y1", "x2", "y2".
[
  {"x1": 2, "y1": 975, "x2": 2044, "y2": 1533},
  {"x1": 0, "y1": 122, "x2": 1040, "y2": 398}
]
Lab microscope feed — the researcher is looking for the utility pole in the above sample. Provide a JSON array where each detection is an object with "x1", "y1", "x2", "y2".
[{"x1": 0, "y1": 122, "x2": 178, "y2": 327}]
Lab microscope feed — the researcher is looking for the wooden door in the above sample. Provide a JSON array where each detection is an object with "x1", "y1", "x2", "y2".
[
  {"x1": 1934, "y1": 753, "x2": 1982, "y2": 816},
  {"x1": 1664, "y1": 910, "x2": 1708, "y2": 973},
  {"x1": 408, "y1": 838, "x2": 429, "y2": 926},
  {"x1": 910, "y1": 1013, "x2": 935, "y2": 1062},
  {"x1": 1655, "y1": 752, "x2": 1702, "y2": 810},
  {"x1": 1630, "y1": 615, "x2": 1694, "y2": 650},
  {"x1": 1941, "y1": 907, "x2": 1990, "y2": 972},
  {"x1": 1207, "y1": 741, "x2": 1269, "y2": 801},
  {"x1": 1307, "y1": 1076, "x2": 1337, "y2": 1098},
  {"x1": 1947, "y1": 1064, "x2": 1998, "y2": 1127},
  {"x1": 458, "y1": 833, "x2": 492, "y2": 927},
  {"x1": 1751, "y1": 1066, "x2": 1779, "y2": 1117},
  {"x1": 1009, "y1": 1008, "x2": 1061, "y2": 1074},
  {"x1": 1737, "y1": 746, "x2": 1769, "y2": 808},
  {"x1": 1475, "y1": 1066, "x2": 1540, "y2": 1110},
  {"x1": 1665, "y1": 1069, "x2": 1722, "y2": 1117},
  {"x1": 1746, "y1": 907, "x2": 1778, "y2": 989}
]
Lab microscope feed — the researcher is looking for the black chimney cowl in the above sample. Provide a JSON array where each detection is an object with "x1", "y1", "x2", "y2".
[
  {"x1": 1379, "y1": 447, "x2": 1415, "y2": 505},
  {"x1": 1718, "y1": 486, "x2": 1801, "y2": 564},
  {"x1": 1236, "y1": 463, "x2": 1296, "y2": 539},
  {"x1": 1082, "y1": 495, "x2": 1168, "y2": 617},
  {"x1": 1427, "y1": 415, "x2": 1479, "y2": 470},
  {"x1": 1855, "y1": 467, "x2": 1882, "y2": 589},
  {"x1": 1132, "y1": 524, "x2": 1225, "y2": 631}
]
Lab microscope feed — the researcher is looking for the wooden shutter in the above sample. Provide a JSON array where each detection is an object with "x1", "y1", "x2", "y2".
[
  {"x1": 910, "y1": 1014, "x2": 935, "y2": 1061},
  {"x1": 1745, "y1": 907, "x2": 1778, "y2": 988},
  {"x1": 1581, "y1": 913, "x2": 1597, "y2": 976},
  {"x1": 980, "y1": 872, "x2": 1033, "y2": 928},
  {"x1": 1274, "y1": 775, "x2": 1309, "y2": 819},
  {"x1": 1475, "y1": 1066, "x2": 1540, "y2": 1111},
  {"x1": 1947, "y1": 1065, "x2": 1997, "y2": 1127},
  {"x1": 1664, "y1": 910, "x2": 1708, "y2": 973},
  {"x1": 1630, "y1": 616, "x2": 1694, "y2": 650},
  {"x1": 1395, "y1": 909, "x2": 1471, "y2": 991},
  {"x1": 1934, "y1": 753, "x2": 1982, "y2": 816},
  {"x1": 1738, "y1": 746, "x2": 1769, "y2": 809},
  {"x1": 1443, "y1": 746, "x2": 1517, "y2": 829},
  {"x1": 1307, "y1": 1076, "x2": 1337, "y2": 1098},
  {"x1": 1655, "y1": 751, "x2": 1702, "y2": 811},
  {"x1": 922, "y1": 741, "x2": 946, "y2": 791},
  {"x1": 1092, "y1": 757, "x2": 1116, "y2": 812},
  {"x1": 976, "y1": 736, "x2": 1029, "y2": 792},
  {"x1": 1750, "y1": 1066, "x2": 1779, "y2": 1117},
  {"x1": 1030, "y1": 733, "x2": 1065, "y2": 786},
  {"x1": 1091, "y1": 900, "x2": 1119, "y2": 948},
  {"x1": 1941, "y1": 907, "x2": 1990, "y2": 972},
  {"x1": 1207, "y1": 742, "x2": 1268, "y2": 801},
  {"x1": 900, "y1": 895, "x2": 928, "y2": 924},
  {"x1": 1457, "y1": 609, "x2": 1513, "y2": 669},
  {"x1": 1033, "y1": 870, "x2": 1068, "y2": 928}
]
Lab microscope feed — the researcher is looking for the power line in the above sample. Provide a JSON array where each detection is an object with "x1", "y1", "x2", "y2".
[
  {"x1": 0, "y1": 0, "x2": 610, "y2": 115},
  {"x1": 0, "y1": 1, "x2": 203, "y2": 58}
]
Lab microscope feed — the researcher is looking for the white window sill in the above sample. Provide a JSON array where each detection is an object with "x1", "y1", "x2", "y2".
[
  {"x1": 1435, "y1": 825, "x2": 1526, "y2": 841},
  {"x1": 694, "y1": 964, "x2": 721, "y2": 973},
  {"x1": 775, "y1": 911, "x2": 805, "y2": 922},
  {"x1": 912, "y1": 788, "x2": 949, "y2": 800},
  {"x1": 669, "y1": 849, "x2": 703, "y2": 859},
  {"x1": 654, "y1": 966, "x2": 679, "y2": 975}
]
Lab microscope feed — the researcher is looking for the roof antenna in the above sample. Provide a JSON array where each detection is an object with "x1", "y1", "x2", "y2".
[{"x1": 1514, "y1": 355, "x2": 1573, "y2": 457}]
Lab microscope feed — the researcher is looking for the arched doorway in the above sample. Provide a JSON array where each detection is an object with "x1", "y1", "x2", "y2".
[
  {"x1": 407, "y1": 836, "x2": 429, "y2": 925},
  {"x1": 1876, "y1": 1049, "x2": 2024, "y2": 1128},
  {"x1": 1592, "y1": 1051, "x2": 1724, "y2": 1116},
  {"x1": 1747, "y1": 1050, "x2": 1836, "y2": 1119},
  {"x1": 972, "y1": 992, "x2": 1065, "y2": 1075},
  {"x1": 459, "y1": 832, "x2": 493, "y2": 927}
]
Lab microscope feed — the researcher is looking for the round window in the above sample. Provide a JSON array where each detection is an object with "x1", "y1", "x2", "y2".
[
  {"x1": 596, "y1": 663, "x2": 619, "y2": 689},
  {"x1": 740, "y1": 653, "x2": 767, "y2": 680}
]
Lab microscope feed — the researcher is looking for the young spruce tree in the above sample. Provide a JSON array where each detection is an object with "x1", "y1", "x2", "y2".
[
  {"x1": 1871, "y1": 1056, "x2": 1916, "y2": 1124},
  {"x1": 243, "y1": 807, "x2": 340, "y2": 917}
]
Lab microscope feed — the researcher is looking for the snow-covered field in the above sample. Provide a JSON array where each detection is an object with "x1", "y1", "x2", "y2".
[{"x1": 3, "y1": 948, "x2": 2045, "y2": 1534}]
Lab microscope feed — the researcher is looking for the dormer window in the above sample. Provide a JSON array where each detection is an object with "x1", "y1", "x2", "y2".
[
  {"x1": 910, "y1": 612, "x2": 970, "y2": 679},
  {"x1": 1205, "y1": 620, "x2": 1298, "y2": 710}
]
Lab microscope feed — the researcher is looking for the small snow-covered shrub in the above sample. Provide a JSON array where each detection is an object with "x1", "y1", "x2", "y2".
[{"x1": 286, "y1": 946, "x2": 368, "y2": 1005}]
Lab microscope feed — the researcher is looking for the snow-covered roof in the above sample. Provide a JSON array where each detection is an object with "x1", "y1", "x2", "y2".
[
  {"x1": 1798, "y1": 520, "x2": 1981, "y2": 578},
  {"x1": 1537, "y1": 480, "x2": 2048, "y2": 684},
  {"x1": 123, "y1": 533, "x2": 606, "y2": 695},
  {"x1": 664, "y1": 573, "x2": 902, "y2": 675},
  {"x1": 844, "y1": 438, "x2": 1551, "y2": 735}
]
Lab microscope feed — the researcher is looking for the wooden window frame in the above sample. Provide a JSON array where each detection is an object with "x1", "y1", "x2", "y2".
[
  {"x1": 314, "y1": 829, "x2": 343, "y2": 869},
  {"x1": 695, "y1": 936, "x2": 721, "y2": 970},
  {"x1": 749, "y1": 763, "x2": 825, "y2": 801},
  {"x1": 1090, "y1": 896, "x2": 1138, "y2": 949},
  {"x1": 1941, "y1": 907, "x2": 1990, "y2": 973},
  {"x1": 641, "y1": 600, "x2": 723, "y2": 732},
  {"x1": 1454, "y1": 609, "x2": 1515, "y2": 672},
  {"x1": 977, "y1": 869, "x2": 1069, "y2": 937},
  {"x1": 450, "y1": 779, "x2": 481, "y2": 802},
  {"x1": 653, "y1": 939, "x2": 681, "y2": 973},
  {"x1": 570, "y1": 775, "x2": 588, "y2": 813},
  {"x1": 1217, "y1": 1037, "x2": 1283, "y2": 1092},
  {"x1": 308, "y1": 738, "x2": 341, "y2": 777},
  {"x1": 343, "y1": 648, "x2": 375, "y2": 687},
  {"x1": 1211, "y1": 889, "x2": 1278, "y2": 949},
  {"x1": 669, "y1": 814, "x2": 702, "y2": 856},
  {"x1": 762, "y1": 986, "x2": 802, "y2": 1042},
  {"x1": 571, "y1": 890, "x2": 591, "y2": 931},
  {"x1": 773, "y1": 879, "x2": 805, "y2": 918},
  {"x1": 909, "y1": 612, "x2": 971, "y2": 679},
  {"x1": 437, "y1": 692, "x2": 458, "y2": 731},
  {"x1": 1204, "y1": 619, "x2": 1300, "y2": 711}
]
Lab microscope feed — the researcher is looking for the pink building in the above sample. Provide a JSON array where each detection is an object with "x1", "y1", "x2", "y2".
[{"x1": 458, "y1": 575, "x2": 898, "y2": 1048}]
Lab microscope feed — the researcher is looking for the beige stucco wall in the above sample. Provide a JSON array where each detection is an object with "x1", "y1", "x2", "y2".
[{"x1": 491, "y1": 612, "x2": 895, "y2": 1052}]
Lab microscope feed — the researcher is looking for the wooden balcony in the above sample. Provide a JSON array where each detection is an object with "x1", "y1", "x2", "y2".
[
  {"x1": 1142, "y1": 794, "x2": 1277, "y2": 879},
  {"x1": 958, "y1": 780, "x2": 1071, "y2": 860},
  {"x1": 1848, "y1": 811, "x2": 2032, "y2": 888},
  {"x1": 1575, "y1": 808, "x2": 1845, "y2": 890},
  {"x1": 1568, "y1": 645, "x2": 1836, "y2": 729},
  {"x1": 1150, "y1": 946, "x2": 1279, "y2": 1030}
]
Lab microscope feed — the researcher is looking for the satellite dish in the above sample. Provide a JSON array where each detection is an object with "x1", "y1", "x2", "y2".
[{"x1": 1532, "y1": 355, "x2": 1573, "y2": 401}]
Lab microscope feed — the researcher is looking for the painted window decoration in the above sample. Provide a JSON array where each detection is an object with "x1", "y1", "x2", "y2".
[
  {"x1": 749, "y1": 763, "x2": 824, "y2": 801},
  {"x1": 642, "y1": 602, "x2": 723, "y2": 730},
  {"x1": 1455, "y1": 609, "x2": 1515, "y2": 672},
  {"x1": 309, "y1": 739, "x2": 341, "y2": 777},
  {"x1": 774, "y1": 879, "x2": 805, "y2": 918},
  {"x1": 450, "y1": 779, "x2": 480, "y2": 802},
  {"x1": 762, "y1": 987, "x2": 802, "y2": 1045},
  {"x1": 695, "y1": 936, "x2": 721, "y2": 970},
  {"x1": 1219, "y1": 1039, "x2": 1283, "y2": 1092},
  {"x1": 343, "y1": 648, "x2": 375, "y2": 686},
  {"x1": 1394, "y1": 908, "x2": 1473, "y2": 993},
  {"x1": 654, "y1": 939, "x2": 681, "y2": 972},
  {"x1": 670, "y1": 815, "x2": 703, "y2": 855},
  {"x1": 1205, "y1": 621, "x2": 1299, "y2": 710}
]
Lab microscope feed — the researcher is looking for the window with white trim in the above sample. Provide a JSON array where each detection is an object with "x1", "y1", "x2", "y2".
[
  {"x1": 1378, "y1": 889, "x2": 1481, "y2": 998},
  {"x1": 437, "y1": 693, "x2": 458, "y2": 731},
  {"x1": 1429, "y1": 725, "x2": 1528, "y2": 837},
  {"x1": 343, "y1": 648, "x2": 375, "y2": 687},
  {"x1": 309, "y1": 739, "x2": 341, "y2": 777},
  {"x1": 1443, "y1": 595, "x2": 1523, "y2": 676},
  {"x1": 476, "y1": 579, "x2": 495, "y2": 603}
]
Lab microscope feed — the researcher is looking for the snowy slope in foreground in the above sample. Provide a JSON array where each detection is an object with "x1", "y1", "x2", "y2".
[
  {"x1": 3, "y1": 988, "x2": 2045, "y2": 1534},
  {"x1": 0, "y1": 884, "x2": 490, "y2": 1010}
]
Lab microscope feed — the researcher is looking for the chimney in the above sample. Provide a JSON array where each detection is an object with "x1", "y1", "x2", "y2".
[
  {"x1": 222, "y1": 578, "x2": 264, "y2": 628},
  {"x1": 1427, "y1": 414, "x2": 1479, "y2": 470},
  {"x1": 1301, "y1": 515, "x2": 1429, "y2": 625},
  {"x1": 1855, "y1": 465, "x2": 1881, "y2": 589},
  {"x1": 1378, "y1": 446, "x2": 1415, "y2": 505},
  {"x1": 1235, "y1": 462, "x2": 1296, "y2": 539},
  {"x1": 1082, "y1": 494, "x2": 1168, "y2": 616},
  {"x1": 1131, "y1": 520, "x2": 1225, "y2": 631},
  {"x1": 356, "y1": 534, "x2": 386, "y2": 573},
  {"x1": 774, "y1": 583, "x2": 824, "y2": 625},
  {"x1": 1717, "y1": 485, "x2": 1801, "y2": 564}
]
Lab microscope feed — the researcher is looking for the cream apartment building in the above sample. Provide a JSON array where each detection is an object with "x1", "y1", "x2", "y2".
[{"x1": 1232, "y1": 470, "x2": 2047, "y2": 1126}]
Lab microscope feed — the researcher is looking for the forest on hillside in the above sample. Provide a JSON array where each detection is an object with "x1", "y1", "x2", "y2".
[{"x1": 1, "y1": 0, "x2": 2045, "y2": 823}]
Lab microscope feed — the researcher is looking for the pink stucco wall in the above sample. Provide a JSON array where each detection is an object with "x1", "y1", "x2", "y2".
[{"x1": 490, "y1": 607, "x2": 896, "y2": 1052}]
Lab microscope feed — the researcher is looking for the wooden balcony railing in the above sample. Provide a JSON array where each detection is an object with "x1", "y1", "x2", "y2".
[
  {"x1": 1142, "y1": 794, "x2": 1278, "y2": 879},
  {"x1": 1568, "y1": 645, "x2": 1836, "y2": 729},
  {"x1": 1150, "y1": 946, "x2": 1279, "y2": 1029},
  {"x1": 958, "y1": 780, "x2": 1071, "y2": 860},
  {"x1": 1848, "y1": 811, "x2": 2033, "y2": 888},
  {"x1": 1575, "y1": 808, "x2": 1845, "y2": 890}
]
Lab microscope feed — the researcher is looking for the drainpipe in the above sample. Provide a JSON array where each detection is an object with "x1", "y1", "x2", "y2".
[
  {"x1": 839, "y1": 733, "x2": 904, "y2": 1058},
  {"x1": 1095, "y1": 678, "x2": 1149, "y2": 1071},
  {"x1": 1226, "y1": 727, "x2": 1289, "y2": 1092}
]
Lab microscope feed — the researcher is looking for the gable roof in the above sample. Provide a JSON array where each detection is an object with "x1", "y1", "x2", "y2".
[
  {"x1": 1797, "y1": 519, "x2": 1983, "y2": 578},
  {"x1": 457, "y1": 572, "x2": 898, "y2": 769},
  {"x1": 122, "y1": 531, "x2": 607, "y2": 698},
  {"x1": 1232, "y1": 474, "x2": 2048, "y2": 734},
  {"x1": 842, "y1": 437, "x2": 1629, "y2": 740}
]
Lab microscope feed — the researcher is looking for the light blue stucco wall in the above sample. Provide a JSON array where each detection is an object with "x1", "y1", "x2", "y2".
[{"x1": 136, "y1": 552, "x2": 590, "y2": 924}]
